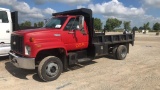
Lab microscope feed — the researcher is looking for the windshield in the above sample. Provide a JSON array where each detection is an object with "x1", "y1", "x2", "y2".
[
  {"x1": 0, "y1": 11, "x2": 9, "y2": 23},
  {"x1": 44, "y1": 17, "x2": 67, "y2": 29}
]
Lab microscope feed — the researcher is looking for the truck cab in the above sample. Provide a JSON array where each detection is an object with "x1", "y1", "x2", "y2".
[
  {"x1": 44, "y1": 15, "x2": 89, "y2": 51},
  {"x1": 0, "y1": 8, "x2": 12, "y2": 56},
  {"x1": 0, "y1": 7, "x2": 18, "y2": 56},
  {"x1": 9, "y1": 8, "x2": 135, "y2": 82}
]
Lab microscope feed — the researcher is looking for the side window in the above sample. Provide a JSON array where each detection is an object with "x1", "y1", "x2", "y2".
[
  {"x1": 65, "y1": 18, "x2": 79, "y2": 30},
  {"x1": 0, "y1": 11, "x2": 9, "y2": 23}
]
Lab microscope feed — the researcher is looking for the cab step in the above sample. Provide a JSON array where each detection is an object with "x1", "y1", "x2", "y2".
[{"x1": 78, "y1": 58, "x2": 92, "y2": 63}]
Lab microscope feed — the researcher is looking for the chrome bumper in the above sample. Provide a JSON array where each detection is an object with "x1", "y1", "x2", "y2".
[{"x1": 9, "y1": 52, "x2": 35, "y2": 69}]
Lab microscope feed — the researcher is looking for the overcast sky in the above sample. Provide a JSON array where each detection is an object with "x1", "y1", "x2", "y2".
[{"x1": 0, "y1": 0, "x2": 160, "y2": 28}]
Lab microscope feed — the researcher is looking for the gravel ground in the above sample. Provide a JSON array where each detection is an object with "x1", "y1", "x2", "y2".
[{"x1": 0, "y1": 33, "x2": 160, "y2": 90}]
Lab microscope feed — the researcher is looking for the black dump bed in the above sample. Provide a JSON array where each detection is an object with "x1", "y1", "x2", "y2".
[
  {"x1": 93, "y1": 33, "x2": 135, "y2": 46},
  {"x1": 11, "y1": 11, "x2": 18, "y2": 31}
]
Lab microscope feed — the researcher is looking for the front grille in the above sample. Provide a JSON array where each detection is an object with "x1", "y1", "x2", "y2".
[{"x1": 11, "y1": 34, "x2": 24, "y2": 54}]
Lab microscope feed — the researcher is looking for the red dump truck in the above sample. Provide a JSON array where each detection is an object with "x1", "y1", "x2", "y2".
[{"x1": 9, "y1": 8, "x2": 135, "y2": 81}]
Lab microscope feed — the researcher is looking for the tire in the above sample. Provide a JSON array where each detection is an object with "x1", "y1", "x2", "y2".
[
  {"x1": 38, "y1": 56, "x2": 63, "y2": 82},
  {"x1": 116, "y1": 45, "x2": 127, "y2": 60}
]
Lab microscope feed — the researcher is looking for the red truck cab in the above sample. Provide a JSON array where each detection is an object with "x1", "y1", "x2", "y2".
[
  {"x1": 11, "y1": 15, "x2": 89, "y2": 58},
  {"x1": 9, "y1": 8, "x2": 135, "y2": 81}
]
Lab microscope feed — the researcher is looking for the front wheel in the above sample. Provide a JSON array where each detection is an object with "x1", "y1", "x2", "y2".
[
  {"x1": 116, "y1": 45, "x2": 127, "y2": 60},
  {"x1": 38, "y1": 56, "x2": 63, "y2": 82}
]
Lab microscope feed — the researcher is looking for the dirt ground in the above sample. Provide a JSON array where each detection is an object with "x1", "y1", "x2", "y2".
[{"x1": 0, "y1": 32, "x2": 160, "y2": 90}]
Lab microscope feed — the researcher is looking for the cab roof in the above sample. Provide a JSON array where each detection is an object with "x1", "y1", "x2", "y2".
[
  {"x1": 0, "y1": 7, "x2": 10, "y2": 11},
  {"x1": 52, "y1": 8, "x2": 92, "y2": 18}
]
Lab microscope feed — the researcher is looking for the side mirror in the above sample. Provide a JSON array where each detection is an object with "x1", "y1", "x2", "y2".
[
  {"x1": 79, "y1": 16, "x2": 84, "y2": 30},
  {"x1": 0, "y1": 19, "x2": 2, "y2": 23}
]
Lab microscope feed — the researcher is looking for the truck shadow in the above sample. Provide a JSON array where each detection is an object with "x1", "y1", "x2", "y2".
[
  {"x1": 0, "y1": 56, "x2": 9, "y2": 61},
  {"x1": 5, "y1": 62, "x2": 36, "y2": 80},
  {"x1": 94, "y1": 55, "x2": 116, "y2": 60},
  {"x1": 5, "y1": 60, "x2": 97, "y2": 82},
  {"x1": 68, "y1": 61, "x2": 97, "y2": 70},
  {"x1": 104, "y1": 55, "x2": 116, "y2": 60},
  {"x1": 32, "y1": 61, "x2": 97, "y2": 82}
]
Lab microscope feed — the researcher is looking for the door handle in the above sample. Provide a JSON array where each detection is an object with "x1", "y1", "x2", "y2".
[
  {"x1": 6, "y1": 30, "x2": 10, "y2": 33},
  {"x1": 68, "y1": 31, "x2": 74, "y2": 34}
]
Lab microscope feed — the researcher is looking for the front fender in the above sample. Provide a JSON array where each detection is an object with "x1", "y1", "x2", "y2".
[{"x1": 30, "y1": 42, "x2": 67, "y2": 57}]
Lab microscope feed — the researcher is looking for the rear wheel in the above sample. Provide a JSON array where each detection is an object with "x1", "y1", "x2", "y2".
[
  {"x1": 38, "y1": 56, "x2": 63, "y2": 82},
  {"x1": 116, "y1": 45, "x2": 127, "y2": 60}
]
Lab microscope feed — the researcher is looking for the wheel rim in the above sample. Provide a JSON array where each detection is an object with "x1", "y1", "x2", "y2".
[
  {"x1": 46, "y1": 62, "x2": 59, "y2": 77},
  {"x1": 121, "y1": 48, "x2": 127, "y2": 58}
]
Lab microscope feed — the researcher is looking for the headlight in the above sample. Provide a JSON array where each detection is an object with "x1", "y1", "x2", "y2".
[{"x1": 25, "y1": 45, "x2": 31, "y2": 55}]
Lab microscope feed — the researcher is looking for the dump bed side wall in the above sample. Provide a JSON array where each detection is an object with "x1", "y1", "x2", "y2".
[
  {"x1": 87, "y1": 34, "x2": 134, "y2": 57},
  {"x1": 92, "y1": 34, "x2": 134, "y2": 44}
]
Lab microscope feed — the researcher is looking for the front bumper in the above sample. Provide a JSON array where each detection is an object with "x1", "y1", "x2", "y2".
[{"x1": 9, "y1": 52, "x2": 35, "y2": 69}]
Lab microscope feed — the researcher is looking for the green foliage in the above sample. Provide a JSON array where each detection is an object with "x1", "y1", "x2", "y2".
[
  {"x1": 94, "y1": 18, "x2": 102, "y2": 30},
  {"x1": 132, "y1": 26, "x2": 138, "y2": 31},
  {"x1": 153, "y1": 22, "x2": 160, "y2": 31},
  {"x1": 20, "y1": 21, "x2": 32, "y2": 27},
  {"x1": 139, "y1": 26, "x2": 144, "y2": 30},
  {"x1": 104, "y1": 18, "x2": 122, "y2": 31},
  {"x1": 19, "y1": 21, "x2": 44, "y2": 28},
  {"x1": 143, "y1": 22, "x2": 150, "y2": 30},
  {"x1": 19, "y1": 21, "x2": 44, "y2": 30},
  {"x1": 34, "y1": 23, "x2": 38, "y2": 27},
  {"x1": 38, "y1": 21, "x2": 44, "y2": 27},
  {"x1": 123, "y1": 21, "x2": 131, "y2": 30}
]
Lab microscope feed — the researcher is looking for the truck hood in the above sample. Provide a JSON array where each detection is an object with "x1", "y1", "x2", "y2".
[
  {"x1": 12, "y1": 28, "x2": 62, "y2": 44},
  {"x1": 13, "y1": 28, "x2": 59, "y2": 35}
]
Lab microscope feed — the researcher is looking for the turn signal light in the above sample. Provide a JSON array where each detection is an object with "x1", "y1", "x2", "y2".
[{"x1": 29, "y1": 37, "x2": 35, "y2": 42}]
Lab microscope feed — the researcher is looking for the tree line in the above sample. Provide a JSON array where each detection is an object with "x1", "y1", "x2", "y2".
[
  {"x1": 94, "y1": 18, "x2": 160, "y2": 32},
  {"x1": 19, "y1": 21, "x2": 44, "y2": 30},
  {"x1": 19, "y1": 18, "x2": 160, "y2": 31}
]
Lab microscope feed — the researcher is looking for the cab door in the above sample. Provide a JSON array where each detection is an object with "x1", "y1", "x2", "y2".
[
  {"x1": 61, "y1": 17, "x2": 89, "y2": 51},
  {"x1": 74, "y1": 18, "x2": 89, "y2": 50},
  {"x1": 0, "y1": 11, "x2": 12, "y2": 43},
  {"x1": 61, "y1": 18, "x2": 77, "y2": 51}
]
